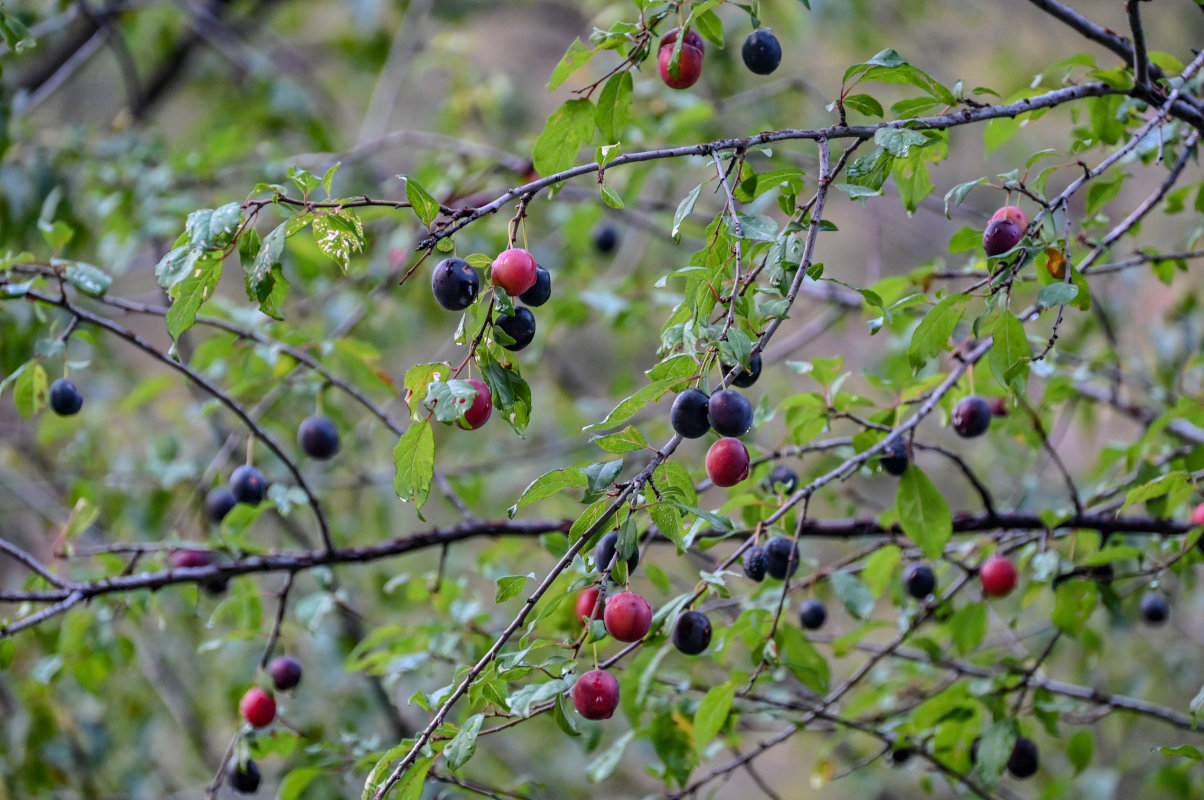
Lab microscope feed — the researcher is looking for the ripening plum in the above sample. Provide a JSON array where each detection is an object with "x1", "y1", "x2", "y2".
[
  {"x1": 491, "y1": 248, "x2": 538, "y2": 296},
  {"x1": 705, "y1": 437, "x2": 750, "y2": 487},
  {"x1": 573, "y1": 669, "x2": 620, "y2": 720}
]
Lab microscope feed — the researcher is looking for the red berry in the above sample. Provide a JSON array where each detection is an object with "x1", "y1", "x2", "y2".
[
  {"x1": 980, "y1": 556, "x2": 1018, "y2": 597},
  {"x1": 456, "y1": 378, "x2": 492, "y2": 430},
  {"x1": 603, "y1": 591, "x2": 652, "y2": 642},
  {"x1": 575, "y1": 586, "x2": 603, "y2": 627},
  {"x1": 1191, "y1": 502, "x2": 1204, "y2": 526},
  {"x1": 658, "y1": 42, "x2": 704, "y2": 90},
  {"x1": 490, "y1": 248, "x2": 538, "y2": 296},
  {"x1": 705, "y1": 438, "x2": 750, "y2": 488},
  {"x1": 572, "y1": 669, "x2": 620, "y2": 720},
  {"x1": 239, "y1": 687, "x2": 277, "y2": 728}
]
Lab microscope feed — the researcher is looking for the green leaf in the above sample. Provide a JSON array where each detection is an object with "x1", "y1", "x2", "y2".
[
  {"x1": 554, "y1": 693, "x2": 582, "y2": 737},
  {"x1": 874, "y1": 128, "x2": 930, "y2": 158},
  {"x1": 548, "y1": 37, "x2": 594, "y2": 91},
  {"x1": 1037, "y1": 282, "x2": 1079, "y2": 309},
  {"x1": 648, "y1": 502, "x2": 685, "y2": 554},
  {"x1": 587, "y1": 730, "x2": 634, "y2": 783},
  {"x1": 988, "y1": 311, "x2": 1030, "y2": 392},
  {"x1": 948, "y1": 602, "x2": 987, "y2": 655},
  {"x1": 166, "y1": 255, "x2": 222, "y2": 342},
  {"x1": 532, "y1": 99, "x2": 595, "y2": 177},
  {"x1": 246, "y1": 222, "x2": 285, "y2": 303},
  {"x1": 186, "y1": 203, "x2": 242, "y2": 250},
  {"x1": 596, "y1": 71, "x2": 633, "y2": 143},
  {"x1": 279, "y1": 767, "x2": 324, "y2": 800},
  {"x1": 843, "y1": 93, "x2": 884, "y2": 117},
  {"x1": 1067, "y1": 729, "x2": 1094, "y2": 773},
  {"x1": 479, "y1": 349, "x2": 533, "y2": 437},
  {"x1": 13, "y1": 361, "x2": 47, "y2": 418},
  {"x1": 424, "y1": 379, "x2": 482, "y2": 425},
  {"x1": 494, "y1": 576, "x2": 530, "y2": 604},
  {"x1": 671, "y1": 184, "x2": 703, "y2": 242},
  {"x1": 508, "y1": 467, "x2": 586, "y2": 517},
  {"x1": 944, "y1": 178, "x2": 985, "y2": 217},
  {"x1": 445, "y1": 714, "x2": 483, "y2": 770},
  {"x1": 907, "y1": 295, "x2": 968, "y2": 370},
  {"x1": 312, "y1": 210, "x2": 365, "y2": 273},
  {"x1": 393, "y1": 421, "x2": 435, "y2": 511},
  {"x1": 694, "y1": 681, "x2": 736, "y2": 759},
  {"x1": 600, "y1": 184, "x2": 624, "y2": 209},
  {"x1": 584, "y1": 379, "x2": 678, "y2": 431},
  {"x1": 591, "y1": 425, "x2": 649, "y2": 453},
  {"x1": 775, "y1": 625, "x2": 830, "y2": 692},
  {"x1": 583, "y1": 459, "x2": 624, "y2": 498},
  {"x1": 506, "y1": 679, "x2": 567, "y2": 717},
  {"x1": 896, "y1": 466, "x2": 952, "y2": 560},
  {"x1": 829, "y1": 571, "x2": 876, "y2": 619},
  {"x1": 155, "y1": 246, "x2": 201, "y2": 289},
  {"x1": 861, "y1": 545, "x2": 901, "y2": 597},
  {"x1": 1156, "y1": 744, "x2": 1203, "y2": 761},
  {"x1": 403, "y1": 177, "x2": 440, "y2": 227},
  {"x1": 1051, "y1": 580, "x2": 1097, "y2": 636},
  {"x1": 362, "y1": 747, "x2": 432, "y2": 800},
  {"x1": 61, "y1": 261, "x2": 111, "y2": 296}
]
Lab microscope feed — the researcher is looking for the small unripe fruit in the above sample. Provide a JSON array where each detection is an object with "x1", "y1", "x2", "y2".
[
  {"x1": 269, "y1": 655, "x2": 303, "y2": 690},
  {"x1": 742, "y1": 545, "x2": 768, "y2": 581},
  {"x1": 670, "y1": 388, "x2": 711, "y2": 439},
  {"x1": 298, "y1": 415, "x2": 340, "y2": 459},
  {"x1": 231, "y1": 466, "x2": 267, "y2": 505},
  {"x1": 881, "y1": 437, "x2": 910, "y2": 476},
  {"x1": 799, "y1": 598, "x2": 827, "y2": 630},
  {"x1": 457, "y1": 378, "x2": 493, "y2": 430},
  {"x1": 1140, "y1": 591, "x2": 1169, "y2": 625},
  {"x1": 672, "y1": 610, "x2": 713, "y2": 655},
  {"x1": 707, "y1": 389, "x2": 753, "y2": 437},
  {"x1": 239, "y1": 687, "x2": 276, "y2": 728},
  {"x1": 658, "y1": 29, "x2": 704, "y2": 90},
  {"x1": 491, "y1": 248, "x2": 538, "y2": 296},
  {"x1": 48, "y1": 378, "x2": 83, "y2": 416},
  {"x1": 1007, "y1": 737, "x2": 1039, "y2": 778},
  {"x1": 989, "y1": 397, "x2": 1009, "y2": 417},
  {"x1": 595, "y1": 530, "x2": 639, "y2": 581},
  {"x1": 980, "y1": 555, "x2": 1018, "y2": 597},
  {"x1": 990, "y1": 204, "x2": 1029, "y2": 230},
  {"x1": 572, "y1": 669, "x2": 620, "y2": 720},
  {"x1": 1192, "y1": 502, "x2": 1204, "y2": 526},
  {"x1": 227, "y1": 758, "x2": 261, "y2": 794},
  {"x1": 575, "y1": 586, "x2": 604, "y2": 627},
  {"x1": 496, "y1": 307, "x2": 536, "y2": 351},
  {"x1": 720, "y1": 353, "x2": 762, "y2": 388},
  {"x1": 983, "y1": 217, "x2": 1023, "y2": 256},
  {"x1": 765, "y1": 464, "x2": 798, "y2": 494},
  {"x1": 952, "y1": 396, "x2": 992, "y2": 438},
  {"x1": 741, "y1": 29, "x2": 782, "y2": 75},
  {"x1": 705, "y1": 437, "x2": 750, "y2": 488},
  {"x1": 904, "y1": 563, "x2": 936, "y2": 599},
  {"x1": 431, "y1": 257, "x2": 479, "y2": 310},
  {"x1": 765, "y1": 536, "x2": 800, "y2": 580},
  {"x1": 518, "y1": 265, "x2": 552, "y2": 307},
  {"x1": 603, "y1": 591, "x2": 653, "y2": 642},
  {"x1": 593, "y1": 223, "x2": 619, "y2": 254},
  {"x1": 205, "y1": 486, "x2": 237, "y2": 524}
]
